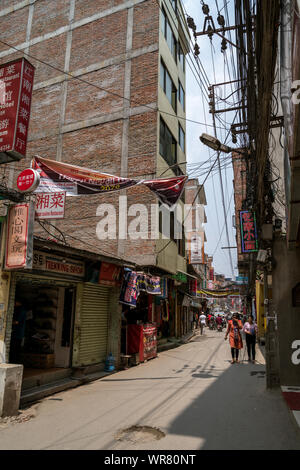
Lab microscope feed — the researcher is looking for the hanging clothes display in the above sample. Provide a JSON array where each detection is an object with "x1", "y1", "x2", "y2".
[
  {"x1": 119, "y1": 270, "x2": 139, "y2": 308},
  {"x1": 119, "y1": 270, "x2": 161, "y2": 307},
  {"x1": 146, "y1": 276, "x2": 161, "y2": 295}
]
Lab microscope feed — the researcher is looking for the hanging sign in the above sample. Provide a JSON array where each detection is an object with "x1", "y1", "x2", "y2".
[
  {"x1": 189, "y1": 234, "x2": 203, "y2": 264},
  {"x1": 98, "y1": 262, "x2": 121, "y2": 286},
  {"x1": 240, "y1": 210, "x2": 258, "y2": 253},
  {"x1": 0, "y1": 58, "x2": 35, "y2": 161},
  {"x1": 236, "y1": 276, "x2": 249, "y2": 285},
  {"x1": 5, "y1": 201, "x2": 35, "y2": 270},
  {"x1": 32, "y1": 156, "x2": 187, "y2": 208},
  {"x1": 32, "y1": 250, "x2": 85, "y2": 278},
  {"x1": 35, "y1": 191, "x2": 66, "y2": 219}
]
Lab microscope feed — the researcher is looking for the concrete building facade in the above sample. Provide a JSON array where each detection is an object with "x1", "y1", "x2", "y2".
[{"x1": 0, "y1": 0, "x2": 190, "y2": 276}]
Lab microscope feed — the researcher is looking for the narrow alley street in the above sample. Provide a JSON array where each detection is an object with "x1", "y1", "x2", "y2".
[{"x1": 0, "y1": 329, "x2": 299, "y2": 451}]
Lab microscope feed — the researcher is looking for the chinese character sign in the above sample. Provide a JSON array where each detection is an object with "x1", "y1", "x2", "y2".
[
  {"x1": 0, "y1": 58, "x2": 34, "y2": 159},
  {"x1": 240, "y1": 210, "x2": 258, "y2": 253},
  {"x1": 189, "y1": 234, "x2": 203, "y2": 264},
  {"x1": 35, "y1": 192, "x2": 66, "y2": 219},
  {"x1": 5, "y1": 202, "x2": 35, "y2": 269}
]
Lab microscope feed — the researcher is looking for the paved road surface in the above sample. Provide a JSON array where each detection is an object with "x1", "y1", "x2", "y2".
[{"x1": 0, "y1": 328, "x2": 299, "y2": 450}]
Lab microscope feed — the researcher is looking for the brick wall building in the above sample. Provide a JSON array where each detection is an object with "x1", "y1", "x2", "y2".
[
  {"x1": 232, "y1": 151, "x2": 249, "y2": 274},
  {"x1": 0, "y1": 0, "x2": 189, "y2": 273}
]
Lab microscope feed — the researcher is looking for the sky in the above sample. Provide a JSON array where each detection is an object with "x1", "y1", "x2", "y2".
[{"x1": 182, "y1": 0, "x2": 239, "y2": 279}]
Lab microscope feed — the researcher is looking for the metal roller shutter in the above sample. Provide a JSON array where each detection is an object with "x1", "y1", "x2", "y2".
[{"x1": 79, "y1": 283, "x2": 109, "y2": 366}]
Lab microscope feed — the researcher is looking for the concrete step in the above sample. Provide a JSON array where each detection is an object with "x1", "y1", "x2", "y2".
[
  {"x1": 157, "y1": 338, "x2": 168, "y2": 345},
  {"x1": 71, "y1": 363, "x2": 105, "y2": 378},
  {"x1": 78, "y1": 370, "x2": 113, "y2": 384},
  {"x1": 22, "y1": 368, "x2": 72, "y2": 391},
  {"x1": 157, "y1": 342, "x2": 179, "y2": 353},
  {"x1": 20, "y1": 377, "x2": 80, "y2": 406}
]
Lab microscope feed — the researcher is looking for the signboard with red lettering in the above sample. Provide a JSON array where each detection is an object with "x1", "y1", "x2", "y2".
[
  {"x1": 32, "y1": 250, "x2": 85, "y2": 278},
  {"x1": 5, "y1": 202, "x2": 35, "y2": 270},
  {"x1": 189, "y1": 234, "x2": 203, "y2": 264},
  {"x1": 17, "y1": 168, "x2": 40, "y2": 192},
  {"x1": 0, "y1": 58, "x2": 35, "y2": 161},
  {"x1": 240, "y1": 210, "x2": 258, "y2": 253},
  {"x1": 98, "y1": 262, "x2": 121, "y2": 286},
  {"x1": 35, "y1": 192, "x2": 66, "y2": 219}
]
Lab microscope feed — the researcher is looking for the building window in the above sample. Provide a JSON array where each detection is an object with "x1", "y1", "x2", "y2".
[
  {"x1": 171, "y1": 0, "x2": 177, "y2": 13},
  {"x1": 160, "y1": 60, "x2": 177, "y2": 112},
  {"x1": 161, "y1": 7, "x2": 177, "y2": 63},
  {"x1": 178, "y1": 42, "x2": 185, "y2": 72},
  {"x1": 178, "y1": 80, "x2": 185, "y2": 110},
  {"x1": 160, "y1": 117, "x2": 177, "y2": 167},
  {"x1": 177, "y1": 229, "x2": 185, "y2": 257},
  {"x1": 179, "y1": 124, "x2": 185, "y2": 152},
  {"x1": 160, "y1": 7, "x2": 166, "y2": 35}
]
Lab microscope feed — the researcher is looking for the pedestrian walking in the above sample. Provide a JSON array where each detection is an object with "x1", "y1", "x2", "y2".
[
  {"x1": 199, "y1": 312, "x2": 206, "y2": 335},
  {"x1": 224, "y1": 312, "x2": 243, "y2": 364},
  {"x1": 243, "y1": 315, "x2": 258, "y2": 363}
]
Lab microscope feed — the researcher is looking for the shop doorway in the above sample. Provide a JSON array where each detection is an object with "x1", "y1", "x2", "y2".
[
  {"x1": 10, "y1": 280, "x2": 76, "y2": 371},
  {"x1": 55, "y1": 287, "x2": 75, "y2": 367}
]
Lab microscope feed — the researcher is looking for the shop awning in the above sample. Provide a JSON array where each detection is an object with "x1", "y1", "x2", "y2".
[
  {"x1": 190, "y1": 300, "x2": 202, "y2": 309},
  {"x1": 177, "y1": 270, "x2": 198, "y2": 280}
]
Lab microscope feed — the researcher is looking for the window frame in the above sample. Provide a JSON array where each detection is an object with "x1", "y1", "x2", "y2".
[
  {"x1": 179, "y1": 124, "x2": 185, "y2": 152},
  {"x1": 161, "y1": 7, "x2": 177, "y2": 63},
  {"x1": 171, "y1": 0, "x2": 177, "y2": 13},
  {"x1": 178, "y1": 80, "x2": 185, "y2": 111},
  {"x1": 160, "y1": 60, "x2": 177, "y2": 112},
  {"x1": 159, "y1": 117, "x2": 177, "y2": 168},
  {"x1": 178, "y1": 42, "x2": 185, "y2": 72}
]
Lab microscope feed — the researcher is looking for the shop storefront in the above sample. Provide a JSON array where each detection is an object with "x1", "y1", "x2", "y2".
[
  {"x1": 6, "y1": 250, "x2": 85, "y2": 376},
  {"x1": 119, "y1": 270, "x2": 159, "y2": 362},
  {"x1": 5, "y1": 244, "x2": 125, "y2": 385}
]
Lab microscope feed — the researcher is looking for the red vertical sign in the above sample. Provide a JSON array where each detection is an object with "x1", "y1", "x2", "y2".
[
  {"x1": 0, "y1": 58, "x2": 34, "y2": 159},
  {"x1": 5, "y1": 202, "x2": 35, "y2": 270}
]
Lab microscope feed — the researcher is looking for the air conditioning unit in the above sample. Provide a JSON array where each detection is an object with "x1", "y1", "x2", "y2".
[{"x1": 257, "y1": 249, "x2": 267, "y2": 263}]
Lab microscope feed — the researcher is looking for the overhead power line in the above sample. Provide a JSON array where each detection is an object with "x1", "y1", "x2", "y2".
[{"x1": 0, "y1": 39, "x2": 231, "y2": 133}]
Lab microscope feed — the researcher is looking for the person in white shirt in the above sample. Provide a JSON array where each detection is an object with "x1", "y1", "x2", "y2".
[
  {"x1": 199, "y1": 313, "x2": 207, "y2": 335},
  {"x1": 243, "y1": 315, "x2": 258, "y2": 363}
]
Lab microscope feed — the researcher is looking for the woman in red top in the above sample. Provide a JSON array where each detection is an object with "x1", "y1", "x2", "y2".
[{"x1": 225, "y1": 313, "x2": 243, "y2": 364}]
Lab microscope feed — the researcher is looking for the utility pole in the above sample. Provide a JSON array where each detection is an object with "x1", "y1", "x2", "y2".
[{"x1": 210, "y1": 87, "x2": 235, "y2": 280}]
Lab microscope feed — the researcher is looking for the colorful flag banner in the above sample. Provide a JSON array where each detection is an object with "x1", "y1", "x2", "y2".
[
  {"x1": 197, "y1": 288, "x2": 240, "y2": 298},
  {"x1": 32, "y1": 156, "x2": 187, "y2": 208}
]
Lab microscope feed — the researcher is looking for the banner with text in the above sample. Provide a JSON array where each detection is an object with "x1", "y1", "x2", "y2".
[{"x1": 32, "y1": 156, "x2": 187, "y2": 208}]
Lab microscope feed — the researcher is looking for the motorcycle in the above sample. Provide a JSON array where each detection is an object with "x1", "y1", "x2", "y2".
[{"x1": 217, "y1": 323, "x2": 223, "y2": 332}]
